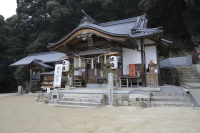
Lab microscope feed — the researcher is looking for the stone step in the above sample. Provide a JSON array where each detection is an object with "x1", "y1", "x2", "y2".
[
  {"x1": 181, "y1": 74, "x2": 199, "y2": 76},
  {"x1": 55, "y1": 104, "x2": 100, "y2": 109},
  {"x1": 181, "y1": 75, "x2": 200, "y2": 77},
  {"x1": 181, "y1": 77, "x2": 200, "y2": 80},
  {"x1": 62, "y1": 94, "x2": 103, "y2": 99},
  {"x1": 177, "y1": 70, "x2": 195, "y2": 72},
  {"x1": 151, "y1": 96, "x2": 191, "y2": 101},
  {"x1": 177, "y1": 69, "x2": 196, "y2": 72},
  {"x1": 151, "y1": 92, "x2": 188, "y2": 96},
  {"x1": 59, "y1": 101, "x2": 101, "y2": 107},
  {"x1": 150, "y1": 101, "x2": 194, "y2": 107},
  {"x1": 60, "y1": 97, "x2": 102, "y2": 103},
  {"x1": 182, "y1": 79, "x2": 200, "y2": 83},
  {"x1": 180, "y1": 74, "x2": 200, "y2": 77}
]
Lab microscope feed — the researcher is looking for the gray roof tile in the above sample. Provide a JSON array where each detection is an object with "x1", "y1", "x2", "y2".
[
  {"x1": 48, "y1": 14, "x2": 158, "y2": 48},
  {"x1": 191, "y1": 35, "x2": 200, "y2": 45},
  {"x1": 10, "y1": 51, "x2": 66, "y2": 66},
  {"x1": 34, "y1": 60, "x2": 54, "y2": 69}
]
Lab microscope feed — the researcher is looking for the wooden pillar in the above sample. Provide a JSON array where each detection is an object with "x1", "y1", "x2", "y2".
[
  {"x1": 85, "y1": 59, "x2": 88, "y2": 84},
  {"x1": 156, "y1": 44, "x2": 161, "y2": 86},
  {"x1": 121, "y1": 50, "x2": 123, "y2": 77},
  {"x1": 140, "y1": 39, "x2": 146, "y2": 87},
  {"x1": 101, "y1": 56, "x2": 103, "y2": 77}
]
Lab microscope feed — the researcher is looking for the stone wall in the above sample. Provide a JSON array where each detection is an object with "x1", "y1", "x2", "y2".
[
  {"x1": 160, "y1": 67, "x2": 180, "y2": 86},
  {"x1": 105, "y1": 92, "x2": 151, "y2": 107},
  {"x1": 195, "y1": 64, "x2": 200, "y2": 73},
  {"x1": 37, "y1": 92, "x2": 151, "y2": 107}
]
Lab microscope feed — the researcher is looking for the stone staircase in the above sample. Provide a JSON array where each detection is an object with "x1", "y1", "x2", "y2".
[
  {"x1": 150, "y1": 92, "x2": 194, "y2": 107},
  {"x1": 56, "y1": 94, "x2": 105, "y2": 109},
  {"x1": 176, "y1": 66, "x2": 200, "y2": 83}
]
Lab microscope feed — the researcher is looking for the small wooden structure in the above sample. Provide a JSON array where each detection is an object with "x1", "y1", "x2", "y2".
[
  {"x1": 10, "y1": 51, "x2": 66, "y2": 92},
  {"x1": 47, "y1": 10, "x2": 172, "y2": 88}
]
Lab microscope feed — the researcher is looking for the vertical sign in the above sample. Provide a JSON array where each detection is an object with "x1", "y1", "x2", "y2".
[
  {"x1": 53, "y1": 64, "x2": 63, "y2": 87},
  {"x1": 108, "y1": 73, "x2": 113, "y2": 106}
]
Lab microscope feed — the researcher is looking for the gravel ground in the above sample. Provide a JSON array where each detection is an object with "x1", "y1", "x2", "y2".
[{"x1": 0, "y1": 95, "x2": 200, "y2": 133}]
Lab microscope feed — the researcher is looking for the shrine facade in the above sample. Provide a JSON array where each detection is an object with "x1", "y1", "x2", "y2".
[{"x1": 48, "y1": 10, "x2": 172, "y2": 88}]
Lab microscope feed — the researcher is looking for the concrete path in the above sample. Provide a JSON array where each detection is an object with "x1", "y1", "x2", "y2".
[
  {"x1": 0, "y1": 93, "x2": 17, "y2": 98},
  {"x1": 160, "y1": 85, "x2": 185, "y2": 93}
]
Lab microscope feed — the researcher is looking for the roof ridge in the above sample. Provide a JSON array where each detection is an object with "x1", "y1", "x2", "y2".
[
  {"x1": 99, "y1": 16, "x2": 138, "y2": 27},
  {"x1": 28, "y1": 51, "x2": 60, "y2": 56}
]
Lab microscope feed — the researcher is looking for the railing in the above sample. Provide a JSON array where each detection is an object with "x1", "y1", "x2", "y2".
[{"x1": 160, "y1": 55, "x2": 192, "y2": 67}]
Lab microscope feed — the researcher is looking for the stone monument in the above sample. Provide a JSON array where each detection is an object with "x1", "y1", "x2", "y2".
[
  {"x1": 108, "y1": 73, "x2": 113, "y2": 106},
  {"x1": 49, "y1": 89, "x2": 59, "y2": 104}
]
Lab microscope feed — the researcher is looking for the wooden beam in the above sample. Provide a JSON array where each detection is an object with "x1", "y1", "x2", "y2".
[
  {"x1": 106, "y1": 52, "x2": 120, "y2": 56},
  {"x1": 144, "y1": 43, "x2": 157, "y2": 47},
  {"x1": 74, "y1": 48, "x2": 111, "y2": 56},
  {"x1": 148, "y1": 37, "x2": 159, "y2": 43},
  {"x1": 50, "y1": 28, "x2": 127, "y2": 50},
  {"x1": 74, "y1": 40, "x2": 110, "y2": 48}
]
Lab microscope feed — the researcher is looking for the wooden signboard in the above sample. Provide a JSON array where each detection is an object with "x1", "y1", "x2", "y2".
[{"x1": 129, "y1": 64, "x2": 136, "y2": 76}]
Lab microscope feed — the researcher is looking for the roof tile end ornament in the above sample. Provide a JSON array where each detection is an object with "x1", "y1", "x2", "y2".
[
  {"x1": 79, "y1": 9, "x2": 99, "y2": 26},
  {"x1": 131, "y1": 26, "x2": 163, "y2": 35}
]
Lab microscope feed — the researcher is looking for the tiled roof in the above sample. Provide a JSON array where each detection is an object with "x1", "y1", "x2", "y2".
[
  {"x1": 33, "y1": 60, "x2": 54, "y2": 69},
  {"x1": 10, "y1": 51, "x2": 66, "y2": 66},
  {"x1": 39, "y1": 71, "x2": 54, "y2": 75},
  {"x1": 161, "y1": 39, "x2": 172, "y2": 46},
  {"x1": 48, "y1": 14, "x2": 162, "y2": 48},
  {"x1": 191, "y1": 35, "x2": 200, "y2": 45},
  {"x1": 194, "y1": 47, "x2": 200, "y2": 52}
]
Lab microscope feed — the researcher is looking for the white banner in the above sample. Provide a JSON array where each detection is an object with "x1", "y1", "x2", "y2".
[{"x1": 53, "y1": 64, "x2": 63, "y2": 87}]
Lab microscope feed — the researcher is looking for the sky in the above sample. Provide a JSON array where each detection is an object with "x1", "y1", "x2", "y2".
[{"x1": 0, "y1": 0, "x2": 17, "y2": 19}]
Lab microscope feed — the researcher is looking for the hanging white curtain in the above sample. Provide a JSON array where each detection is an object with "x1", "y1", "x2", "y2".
[{"x1": 78, "y1": 57, "x2": 81, "y2": 67}]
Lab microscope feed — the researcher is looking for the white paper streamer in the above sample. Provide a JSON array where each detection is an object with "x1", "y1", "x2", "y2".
[
  {"x1": 104, "y1": 54, "x2": 107, "y2": 64},
  {"x1": 79, "y1": 57, "x2": 81, "y2": 67}
]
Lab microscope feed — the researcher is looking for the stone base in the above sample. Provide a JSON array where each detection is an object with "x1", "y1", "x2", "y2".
[{"x1": 87, "y1": 84, "x2": 108, "y2": 88}]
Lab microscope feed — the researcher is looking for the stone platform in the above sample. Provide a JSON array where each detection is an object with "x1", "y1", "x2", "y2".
[
  {"x1": 35, "y1": 85, "x2": 197, "y2": 108},
  {"x1": 57, "y1": 86, "x2": 160, "y2": 94}
]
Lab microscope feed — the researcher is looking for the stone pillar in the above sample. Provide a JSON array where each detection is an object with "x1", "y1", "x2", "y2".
[
  {"x1": 49, "y1": 89, "x2": 59, "y2": 105},
  {"x1": 108, "y1": 73, "x2": 113, "y2": 106}
]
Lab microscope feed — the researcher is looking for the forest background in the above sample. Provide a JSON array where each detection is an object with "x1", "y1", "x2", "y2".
[{"x1": 0, "y1": 0, "x2": 199, "y2": 92}]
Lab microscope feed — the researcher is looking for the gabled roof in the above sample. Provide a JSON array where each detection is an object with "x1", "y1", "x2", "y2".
[
  {"x1": 10, "y1": 51, "x2": 66, "y2": 66},
  {"x1": 39, "y1": 71, "x2": 54, "y2": 75},
  {"x1": 161, "y1": 39, "x2": 172, "y2": 46},
  {"x1": 48, "y1": 14, "x2": 162, "y2": 49},
  {"x1": 22, "y1": 59, "x2": 54, "y2": 70},
  {"x1": 191, "y1": 35, "x2": 200, "y2": 45}
]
